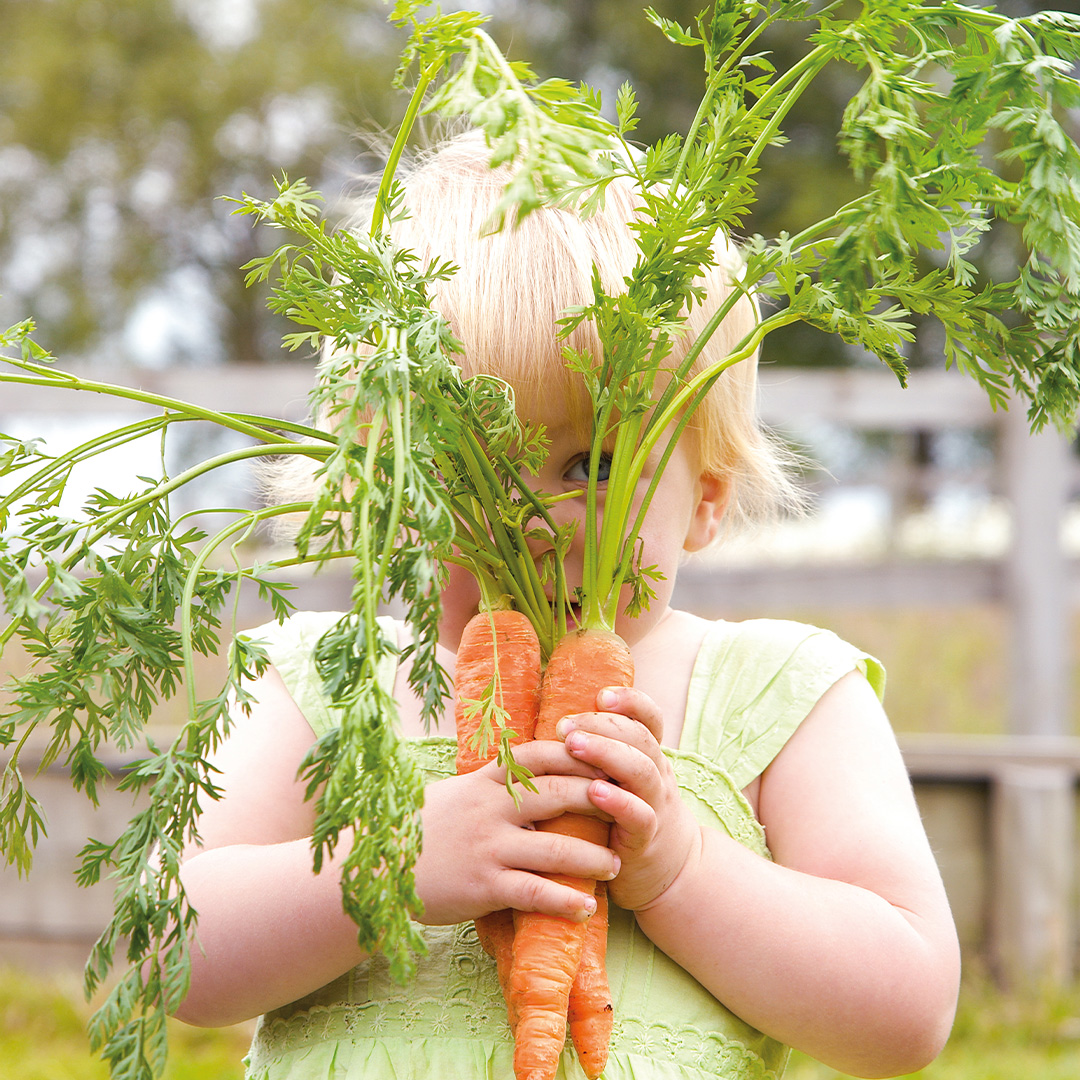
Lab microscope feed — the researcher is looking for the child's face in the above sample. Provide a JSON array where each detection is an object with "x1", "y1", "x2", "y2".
[{"x1": 520, "y1": 398, "x2": 727, "y2": 649}]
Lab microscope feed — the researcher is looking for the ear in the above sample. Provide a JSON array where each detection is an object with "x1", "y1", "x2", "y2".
[{"x1": 683, "y1": 471, "x2": 730, "y2": 553}]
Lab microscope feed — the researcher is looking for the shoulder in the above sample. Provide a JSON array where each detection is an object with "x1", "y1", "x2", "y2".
[
  {"x1": 690, "y1": 615, "x2": 884, "y2": 712},
  {"x1": 758, "y1": 668, "x2": 925, "y2": 884},
  {"x1": 241, "y1": 612, "x2": 409, "y2": 739},
  {"x1": 682, "y1": 614, "x2": 885, "y2": 789},
  {"x1": 699, "y1": 616, "x2": 883, "y2": 694}
]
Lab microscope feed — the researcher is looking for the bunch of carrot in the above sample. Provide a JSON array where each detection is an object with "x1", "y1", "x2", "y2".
[{"x1": 454, "y1": 608, "x2": 634, "y2": 1080}]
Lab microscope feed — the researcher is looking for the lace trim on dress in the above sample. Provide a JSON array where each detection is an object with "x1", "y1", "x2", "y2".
[
  {"x1": 613, "y1": 1014, "x2": 789, "y2": 1080},
  {"x1": 665, "y1": 748, "x2": 769, "y2": 857},
  {"x1": 249, "y1": 999, "x2": 788, "y2": 1080}
]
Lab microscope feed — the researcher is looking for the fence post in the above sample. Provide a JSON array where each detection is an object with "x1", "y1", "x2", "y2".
[
  {"x1": 990, "y1": 763, "x2": 1075, "y2": 988},
  {"x1": 1001, "y1": 405, "x2": 1072, "y2": 738},
  {"x1": 996, "y1": 404, "x2": 1075, "y2": 986}
]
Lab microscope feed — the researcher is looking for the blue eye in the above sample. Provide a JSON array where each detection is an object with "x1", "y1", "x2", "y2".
[{"x1": 566, "y1": 452, "x2": 612, "y2": 483}]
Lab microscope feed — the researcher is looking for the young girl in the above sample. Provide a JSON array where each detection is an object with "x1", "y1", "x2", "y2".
[{"x1": 173, "y1": 133, "x2": 961, "y2": 1080}]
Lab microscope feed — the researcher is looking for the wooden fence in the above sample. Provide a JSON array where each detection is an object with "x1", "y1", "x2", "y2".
[{"x1": 2, "y1": 363, "x2": 1079, "y2": 987}]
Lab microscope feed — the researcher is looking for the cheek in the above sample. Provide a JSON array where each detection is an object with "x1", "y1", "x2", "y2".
[{"x1": 613, "y1": 565, "x2": 680, "y2": 644}]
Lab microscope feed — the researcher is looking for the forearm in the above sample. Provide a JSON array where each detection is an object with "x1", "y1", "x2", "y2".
[
  {"x1": 634, "y1": 828, "x2": 960, "y2": 1079},
  {"x1": 173, "y1": 839, "x2": 368, "y2": 1027}
]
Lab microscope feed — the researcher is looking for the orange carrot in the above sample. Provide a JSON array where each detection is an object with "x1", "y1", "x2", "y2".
[
  {"x1": 568, "y1": 882, "x2": 613, "y2": 1079},
  {"x1": 454, "y1": 608, "x2": 541, "y2": 775},
  {"x1": 453, "y1": 609, "x2": 542, "y2": 1032},
  {"x1": 475, "y1": 908, "x2": 518, "y2": 1024},
  {"x1": 510, "y1": 892, "x2": 591, "y2": 1080},
  {"x1": 510, "y1": 627, "x2": 634, "y2": 1080}
]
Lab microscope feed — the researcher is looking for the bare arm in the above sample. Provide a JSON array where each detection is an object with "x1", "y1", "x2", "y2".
[
  {"x1": 174, "y1": 668, "x2": 620, "y2": 1028},
  {"x1": 567, "y1": 672, "x2": 961, "y2": 1078},
  {"x1": 173, "y1": 668, "x2": 368, "y2": 1026}
]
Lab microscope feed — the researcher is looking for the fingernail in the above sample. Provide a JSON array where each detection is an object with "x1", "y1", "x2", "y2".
[
  {"x1": 555, "y1": 717, "x2": 573, "y2": 739},
  {"x1": 582, "y1": 895, "x2": 597, "y2": 918},
  {"x1": 606, "y1": 854, "x2": 622, "y2": 880},
  {"x1": 565, "y1": 730, "x2": 587, "y2": 754},
  {"x1": 598, "y1": 688, "x2": 617, "y2": 709}
]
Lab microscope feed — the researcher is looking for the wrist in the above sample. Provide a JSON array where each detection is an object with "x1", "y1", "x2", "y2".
[{"x1": 632, "y1": 824, "x2": 705, "y2": 924}]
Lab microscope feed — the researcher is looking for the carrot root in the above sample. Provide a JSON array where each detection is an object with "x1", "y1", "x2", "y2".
[
  {"x1": 568, "y1": 882, "x2": 613, "y2": 1079},
  {"x1": 510, "y1": 901, "x2": 591, "y2": 1080},
  {"x1": 508, "y1": 627, "x2": 634, "y2": 1080},
  {"x1": 454, "y1": 609, "x2": 541, "y2": 775},
  {"x1": 476, "y1": 907, "x2": 518, "y2": 1029},
  {"x1": 452, "y1": 610, "x2": 542, "y2": 1038}
]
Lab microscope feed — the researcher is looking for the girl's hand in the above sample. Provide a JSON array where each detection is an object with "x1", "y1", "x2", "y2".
[
  {"x1": 557, "y1": 687, "x2": 701, "y2": 912},
  {"x1": 412, "y1": 739, "x2": 621, "y2": 926}
]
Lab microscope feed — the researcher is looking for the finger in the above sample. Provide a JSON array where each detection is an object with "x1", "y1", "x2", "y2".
[
  {"x1": 597, "y1": 685, "x2": 664, "y2": 742},
  {"x1": 497, "y1": 828, "x2": 621, "y2": 883},
  {"x1": 587, "y1": 778, "x2": 657, "y2": 856},
  {"x1": 562, "y1": 728, "x2": 665, "y2": 804},
  {"x1": 478, "y1": 738, "x2": 605, "y2": 784},
  {"x1": 555, "y1": 707, "x2": 661, "y2": 759},
  {"x1": 505, "y1": 771, "x2": 615, "y2": 827},
  {"x1": 492, "y1": 869, "x2": 598, "y2": 923}
]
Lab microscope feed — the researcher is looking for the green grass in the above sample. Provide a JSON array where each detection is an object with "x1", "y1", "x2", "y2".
[
  {"x1": 4, "y1": 968, "x2": 1080, "y2": 1079},
  {"x1": 0, "y1": 969, "x2": 251, "y2": 1080}
]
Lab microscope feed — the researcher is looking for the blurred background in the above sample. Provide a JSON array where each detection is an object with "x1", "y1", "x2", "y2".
[{"x1": 2, "y1": 1, "x2": 1080, "y2": 1077}]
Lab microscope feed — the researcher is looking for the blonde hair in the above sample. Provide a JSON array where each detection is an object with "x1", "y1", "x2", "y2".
[{"x1": 263, "y1": 130, "x2": 801, "y2": 532}]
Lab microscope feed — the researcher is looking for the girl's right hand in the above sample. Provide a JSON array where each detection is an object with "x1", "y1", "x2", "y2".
[{"x1": 412, "y1": 739, "x2": 619, "y2": 926}]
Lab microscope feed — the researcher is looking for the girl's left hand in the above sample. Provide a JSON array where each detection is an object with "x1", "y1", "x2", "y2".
[{"x1": 556, "y1": 686, "x2": 701, "y2": 912}]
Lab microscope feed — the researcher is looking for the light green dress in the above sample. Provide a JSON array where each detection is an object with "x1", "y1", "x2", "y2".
[{"x1": 240, "y1": 612, "x2": 885, "y2": 1080}]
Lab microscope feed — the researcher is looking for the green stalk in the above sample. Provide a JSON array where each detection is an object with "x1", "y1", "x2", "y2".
[
  {"x1": 370, "y1": 61, "x2": 440, "y2": 236},
  {"x1": 578, "y1": 334, "x2": 627, "y2": 631},
  {"x1": 374, "y1": 400, "x2": 409, "y2": 603},
  {"x1": 0, "y1": 365, "x2": 303, "y2": 447},
  {"x1": 77, "y1": 443, "x2": 318, "y2": 558},
  {"x1": 247, "y1": 547, "x2": 354, "y2": 575},
  {"x1": 616, "y1": 374, "x2": 731, "y2": 598},
  {"x1": 1, "y1": 402, "x2": 329, "y2": 517},
  {"x1": 592, "y1": 412, "x2": 647, "y2": 631},
  {"x1": 643, "y1": 312, "x2": 796, "y2": 464},
  {"x1": 648, "y1": 201, "x2": 863, "y2": 436},
  {"x1": 737, "y1": 48, "x2": 834, "y2": 185},
  {"x1": 583, "y1": 302, "x2": 798, "y2": 633},
  {"x1": 445, "y1": 497, "x2": 535, "y2": 616},
  {"x1": 177, "y1": 502, "x2": 310, "y2": 721},
  {"x1": 667, "y1": 0, "x2": 781, "y2": 193},
  {"x1": 457, "y1": 435, "x2": 547, "y2": 615},
  {"x1": 356, "y1": 405, "x2": 387, "y2": 675},
  {"x1": 668, "y1": 67, "x2": 721, "y2": 194},
  {"x1": 0, "y1": 414, "x2": 173, "y2": 509},
  {"x1": 0, "y1": 442, "x2": 316, "y2": 653}
]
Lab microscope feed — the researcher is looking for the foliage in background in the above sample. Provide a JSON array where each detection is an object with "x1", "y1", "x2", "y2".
[
  {"x1": 494, "y1": 0, "x2": 1078, "y2": 372},
  {"x1": 0, "y1": 0, "x2": 403, "y2": 365},
  {"x1": 2, "y1": 0, "x2": 1071, "y2": 373}
]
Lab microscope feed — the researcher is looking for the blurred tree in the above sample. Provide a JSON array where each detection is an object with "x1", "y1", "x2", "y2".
[
  {"x1": 1, "y1": 0, "x2": 1076, "y2": 373},
  {"x1": 0, "y1": 0, "x2": 404, "y2": 367}
]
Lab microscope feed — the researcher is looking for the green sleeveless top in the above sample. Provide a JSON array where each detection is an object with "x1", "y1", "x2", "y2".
[{"x1": 240, "y1": 613, "x2": 885, "y2": 1080}]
